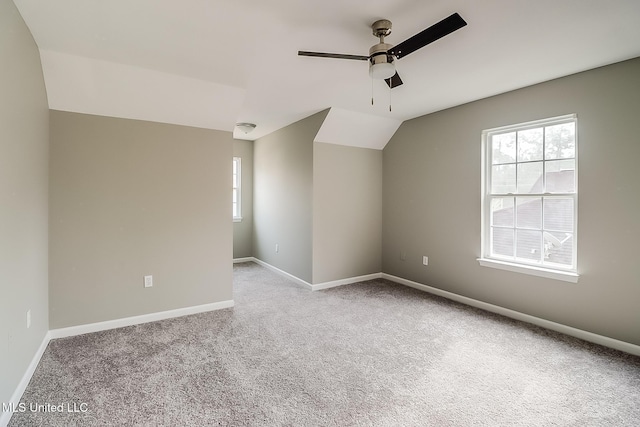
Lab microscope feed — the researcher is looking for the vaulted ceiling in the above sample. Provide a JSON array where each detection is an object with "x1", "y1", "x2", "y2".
[{"x1": 13, "y1": 0, "x2": 640, "y2": 148}]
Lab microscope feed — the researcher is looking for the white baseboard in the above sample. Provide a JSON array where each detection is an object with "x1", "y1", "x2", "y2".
[
  {"x1": 1, "y1": 331, "x2": 51, "y2": 427},
  {"x1": 311, "y1": 273, "x2": 383, "y2": 291},
  {"x1": 251, "y1": 258, "x2": 314, "y2": 290},
  {"x1": 250, "y1": 258, "x2": 383, "y2": 292},
  {"x1": 382, "y1": 273, "x2": 640, "y2": 357},
  {"x1": 233, "y1": 257, "x2": 254, "y2": 264},
  {"x1": 49, "y1": 300, "x2": 234, "y2": 339}
]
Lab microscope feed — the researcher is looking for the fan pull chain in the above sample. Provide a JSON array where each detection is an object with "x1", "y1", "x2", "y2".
[
  {"x1": 371, "y1": 77, "x2": 374, "y2": 106},
  {"x1": 389, "y1": 82, "x2": 392, "y2": 112}
]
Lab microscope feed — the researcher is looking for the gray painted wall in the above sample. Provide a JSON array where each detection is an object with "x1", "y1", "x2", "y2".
[
  {"x1": 383, "y1": 57, "x2": 640, "y2": 345},
  {"x1": 0, "y1": 0, "x2": 50, "y2": 408},
  {"x1": 252, "y1": 111, "x2": 327, "y2": 283},
  {"x1": 49, "y1": 111, "x2": 233, "y2": 328},
  {"x1": 253, "y1": 111, "x2": 383, "y2": 285},
  {"x1": 233, "y1": 140, "x2": 253, "y2": 259},
  {"x1": 313, "y1": 142, "x2": 382, "y2": 283}
]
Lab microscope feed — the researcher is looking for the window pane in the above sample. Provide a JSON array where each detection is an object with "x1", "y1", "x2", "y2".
[
  {"x1": 545, "y1": 122, "x2": 575, "y2": 160},
  {"x1": 491, "y1": 197, "x2": 514, "y2": 227},
  {"x1": 516, "y1": 229, "x2": 542, "y2": 261},
  {"x1": 517, "y1": 161, "x2": 543, "y2": 193},
  {"x1": 491, "y1": 164, "x2": 516, "y2": 194},
  {"x1": 544, "y1": 198, "x2": 574, "y2": 231},
  {"x1": 491, "y1": 228, "x2": 514, "y2": 257},
  {"x1": 492, "y1": 132, "x2": 516, "y2": 164},
  {"x1": 543, "y1": 231, "x2": 573, "y2": 266},
  {"x1": 516, "y1": 197, "x2": 542, "y2": 229},
  {"x1": 545, "y1": 159, "x2": 575, "y2": 193},
  {"x1": 232, "y1": 157, "x2": 241, "y2": 219},
  {"x1": 517, "y1": 128, "x2": 543, "y2": 162}
]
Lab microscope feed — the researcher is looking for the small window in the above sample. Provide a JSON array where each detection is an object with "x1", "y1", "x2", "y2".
[
  {"x1": 479, "y1": 114, "x2": 578, "y2": 282},
  {"x1": 232, "y1": 157, "x2": 242, "y2": 221}
]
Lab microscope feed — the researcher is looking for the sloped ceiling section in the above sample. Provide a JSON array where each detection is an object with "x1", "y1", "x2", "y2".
[
  {"x1": 13, "y1": 0, "x2": 640, "y2": 149},
  {"x1": 314, "y1": 108, "x2": 402, "y2": 150},
  {"x1": 40, "y1": 50, "x2": 245, "y2": 131}
]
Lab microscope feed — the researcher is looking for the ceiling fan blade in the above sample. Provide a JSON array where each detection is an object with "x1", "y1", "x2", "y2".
[
  {"x1": 388, "y1": 13, "x2": 467, "y2": 59},
  {"x1": 298, "y1": 51, "x2": 369, "y2": 61},
  {"x1": 385, "y1": 72, "x2": 403, "y2": 89}
]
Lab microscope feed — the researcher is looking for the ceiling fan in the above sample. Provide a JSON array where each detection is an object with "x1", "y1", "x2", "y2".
[{"x1": 298, "y1": 13, "x2": 467, "y2": 89}]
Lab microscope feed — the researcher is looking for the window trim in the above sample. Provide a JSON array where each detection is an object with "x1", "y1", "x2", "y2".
[
  {"x1": 479, "y1": 114, "x2": 579, "y2": 282},
  {"x1": 477, "y1": 258, "x2": 579, "y2": 283},
  {"x1": 232, "y1": 156, "x2": 242, "y2": 222}
]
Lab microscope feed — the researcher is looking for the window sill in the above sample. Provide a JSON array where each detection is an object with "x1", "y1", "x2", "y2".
[
  {"x1": 477, "y1": 258, "x2": 579, "y2": 283},
  {"x1": 233, "y1": 217, "x2": 243, "y2": 223}
]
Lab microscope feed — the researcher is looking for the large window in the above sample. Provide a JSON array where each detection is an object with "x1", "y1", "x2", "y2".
[
  {"x1": 232, "y1": 157, "x2": 242, "y2": 221},
  {"x1": 479, "y1": 114, "x2": 578, "y2": 282}
]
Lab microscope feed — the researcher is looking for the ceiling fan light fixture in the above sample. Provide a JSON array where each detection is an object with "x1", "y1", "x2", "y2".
[
  {"x1": 369, "y1": 61, "x2": 396, "y2": 79},
  {"x1": 236, "y1": 122, "x2": 257, "y2": 134},
  {"x1": 369, "y1": 41, "x2": 395, "y2": 80}
]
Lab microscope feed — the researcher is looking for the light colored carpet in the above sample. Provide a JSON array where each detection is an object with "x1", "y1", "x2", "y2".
[{"x1": 9, "y1": 261, "x2": 640, "y2": 426}]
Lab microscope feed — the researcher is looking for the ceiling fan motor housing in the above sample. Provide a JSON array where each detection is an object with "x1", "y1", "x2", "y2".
[{"x1": 369, "y1": 19, "x2": 395, "y2": 79}]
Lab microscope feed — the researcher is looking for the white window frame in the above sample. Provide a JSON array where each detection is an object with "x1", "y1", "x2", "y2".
[
  {"x1": 479, "y1": 114, "x2": 579, "y2": 283},
  {"x1": 232, "y1": 157, "x2": 242, "y2": 222}
]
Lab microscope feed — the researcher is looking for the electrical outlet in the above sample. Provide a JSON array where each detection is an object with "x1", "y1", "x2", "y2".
[
  {"x1": 144, "y1": 275, "x2": 153, "y2": 288},
  {"x1": 275, "y1": 243, "x2": 279, "y2": 253},
  {"x1": 27, "y1": 310, "x2": 31, "y2": 329},
  {"x1": 423, "y1": 256, "x2": 429, "y2": 266},
  {"x1": 400, "y1": 251, "x2": 407, "y2": 261}
]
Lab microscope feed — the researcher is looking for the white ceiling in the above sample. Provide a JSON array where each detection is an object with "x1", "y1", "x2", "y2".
[{"x1": 13, "y1": 0, "x2": 640, "y2": 148}]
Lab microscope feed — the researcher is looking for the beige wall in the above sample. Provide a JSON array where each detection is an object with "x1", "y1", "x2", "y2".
[
  {"x1": 313, "y1": 142, "x2": 382, "y2": 283},
  {"x1": 253, "y1": 111, "x2": 384, "y2": 285},
  {"x1": 252, "y1": 111, "x2": 326, "y2": 283},
  {"x1": 49, "y1": 111, "x2": 233, "y2": 328},
  {"x1": 233, "y1": 140, "x2": 253, "y2": 259},
  {"x1": 383, "y1": 57, "x2": 640, "y2": 346},
  {"x1": 0, "y1": 0, "x2": 50, "y2": 408}
]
